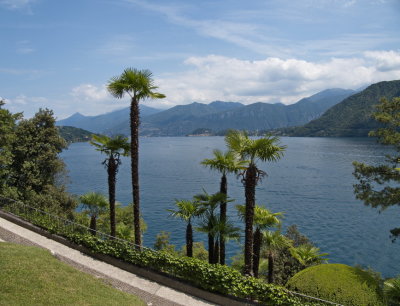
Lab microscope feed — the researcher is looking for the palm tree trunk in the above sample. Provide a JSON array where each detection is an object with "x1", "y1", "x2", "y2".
[
  {"x1": 89, "y1": 215, "x2": 97, "y2": 236},
  {"x1": 268, "y1": 253, "x2": 275, "y2": 283},
  {"x1": 208, "y1": 233, "x2": 214, "y2": 264},
  {"x1": 213, "y1": 238, "x2": 220, "y2": 264},
  {"x1": 186, "y1": 222, "x2": 193, "y2": 257},
  {"x1": 108, "y1": 155, "x2": 117, "y2": 237},
  {"x1": 131, "y1": 97, "x2": 141, "y2": 248},
  {"x1": 244, "y1": 163, "x2": 257, "y2": 276},
  {"x1": 219, "y1": 173, "x2": 227, "y2": 265},
  {"x1": 253, "y1": 228, "x2": 262, "y2": 277}
]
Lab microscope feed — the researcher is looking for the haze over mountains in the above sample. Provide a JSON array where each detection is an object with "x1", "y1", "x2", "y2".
[{"x1": 57, "y1": 88, "x2": 355, "y2": 136}]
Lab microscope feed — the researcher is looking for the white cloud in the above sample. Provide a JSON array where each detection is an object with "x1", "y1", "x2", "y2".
[
  {"x1": 364, "y1": 50, "x2": 400, "y2": 72},
  {"x1": 69, "y1": 84, "x2": 129, "y2": 116},
  {"x1": 153, "y1": 50, "x2": 400, "y2": 108},
  {"x1": 71, "y1": 84, "x2": 110, "y2": 101}
]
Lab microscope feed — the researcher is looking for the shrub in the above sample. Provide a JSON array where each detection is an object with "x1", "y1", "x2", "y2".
[{"x1": 286, "y1": 264, "x2": 385, "y2": 306}]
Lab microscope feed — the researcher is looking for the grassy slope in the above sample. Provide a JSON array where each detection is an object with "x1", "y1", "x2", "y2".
[{"x1": 0, "y1": 242, "x2": 145, "y2": 306}]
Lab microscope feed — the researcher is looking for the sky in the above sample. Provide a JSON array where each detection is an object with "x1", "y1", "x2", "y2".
[{"x1": 1, "y1": 0, "x2": 400, "y2": 119}]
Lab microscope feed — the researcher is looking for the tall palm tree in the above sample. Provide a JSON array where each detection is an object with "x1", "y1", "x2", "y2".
[
  {"x1": 79, "y1": 192, "x2": 108, "y2": 235},
  {"x1": 107, "y1": 68, "x2": 165, "y2": 248},
  {"x1": 226, "y1": 130, "x2": 285, "y2": 275},
  {"x1": 201, "y1": 149, "x2": 247, "y2": 265},
  {"x1": 90, "y1": 135, "x2": 130, "y2": 237},
  {"x1": 262, "y1": 230, "x2": 291, "y2": 283},
  {"x1": 167, "y1": 199, "x2": 204, "y2": 257},
  {"x1": 237, "y1": 204, "x2": 283, "y2": 277}
]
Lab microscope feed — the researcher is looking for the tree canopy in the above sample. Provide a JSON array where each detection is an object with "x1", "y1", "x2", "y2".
[{"x1": 353, "y1": 97, "x2": 400, "y2": 241}]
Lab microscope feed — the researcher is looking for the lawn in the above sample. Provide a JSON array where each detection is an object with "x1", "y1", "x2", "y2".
[{"x1": 0, "y1": 242, "x2": 146, "y2": 305}]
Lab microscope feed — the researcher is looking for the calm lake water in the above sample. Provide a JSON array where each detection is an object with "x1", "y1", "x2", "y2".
[{"x1": 60, "y1": 137, "x2": 400, "y2": 277}]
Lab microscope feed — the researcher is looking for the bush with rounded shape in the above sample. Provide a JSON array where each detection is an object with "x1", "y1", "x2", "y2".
[{"x1": 286, "y1": 264, "x2": 384, "y2": 306}]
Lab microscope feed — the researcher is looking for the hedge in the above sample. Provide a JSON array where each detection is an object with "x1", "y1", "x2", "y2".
[
  {"x1": 2, "y1": 203, "x2": 326, "y2": 305},
  {"x1": 287, "y1": 263, "x2": 385, "y2": 306}
]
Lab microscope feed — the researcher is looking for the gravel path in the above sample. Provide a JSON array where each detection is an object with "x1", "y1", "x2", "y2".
[{"x1": 0, "y1": 217, "x2": 216, "y2": 306}]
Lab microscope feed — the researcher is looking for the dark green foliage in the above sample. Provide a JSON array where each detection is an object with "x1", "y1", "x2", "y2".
[
  {"x1": 353, "y1": 96, "x2": 400, "y2": 241},
  {"x1": 57, "y1": 126, "x2": 97, "y2": 143},
  {"x1": 66, "y1": 233, "x2": 305, "y2": 305},
  {"x1": 0, "y1": 108, "x2": 76, "y2": 214},
  {"x1": 5, "y1": 201, "x2": 311, "y2": 305},
  {"x1": 287, "y1": 264, "x2": 385, "y2": 306},
  {"x1": 0, "y1": 100, "x2": 22, "y2": 192},
  {"x1": 384, "y1": 276, "x2": 400, "y2": 305},
  {"x1": 283, "y1": 80, "x2": 400, "y2": 136},
  {"x1": 154, "y1": 231, "x2": 177, "y2": 254},
  {"x1": 9, "y1": 108, "x2": 67, "y2": 194}
]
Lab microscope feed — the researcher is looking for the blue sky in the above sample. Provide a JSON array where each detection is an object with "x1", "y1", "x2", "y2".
[{"x1": 1, "y1": 0, "x2": 400, "y2": 119}]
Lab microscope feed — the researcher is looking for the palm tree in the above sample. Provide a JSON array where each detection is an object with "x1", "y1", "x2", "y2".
[
  {"x1": 194, "y1": 190, "x2": 228, "y2": 264},
  {"x1": 79, "y1": 192, "x2": 108, "y2": 235},
  {"x1": 226, "y1": 130, "x2": 285, "y2": 275},
  {"x1": 167, "y1": 199, "x2": 204, "y2": 257},
  {"x1": 107, "y1": 68, "x2": 165, "y2": 248},
  {"x1": 201, "y1": 149, "x2": 247, "y2": 265},
  {"x1": 384, "y1": 277, "x2": 400, "y2": 305},
  {"x1": 262, "y1": 230, "x2": 291, "y2": 283},
  {"x1": 196, "y1": 210, "x2": 240, "y2": 264},
  {"x1": 290, "y1": 244, "x2": 329, "y2": 266},
  {"x1": 90, "y1": 135, "x2": 130, "y2": 237},
  {"x1": 237, "y1": 204, "x2": 283, "y2": 277}
]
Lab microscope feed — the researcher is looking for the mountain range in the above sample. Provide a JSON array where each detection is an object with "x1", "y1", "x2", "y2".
[
  {"x1": 57, "y1": 88, "x2": 355, "y2": 136},
  {"x1": 281, "y1": 80, "x2": 400, "y2": 137}
]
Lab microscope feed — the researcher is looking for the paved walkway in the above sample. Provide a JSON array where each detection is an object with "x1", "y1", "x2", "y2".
[{"x1": 0, "y1": 216, "x2": 215, "y2": 306}]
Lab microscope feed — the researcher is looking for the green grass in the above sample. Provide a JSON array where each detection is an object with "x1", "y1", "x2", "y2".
[{"x1": 0, "y1": 242, "x2": 146, "y2": 306}]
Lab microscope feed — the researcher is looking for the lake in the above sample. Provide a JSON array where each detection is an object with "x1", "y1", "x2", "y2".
[{"x1": 60, "y1": 137, "x2": 400, "y2": 277}]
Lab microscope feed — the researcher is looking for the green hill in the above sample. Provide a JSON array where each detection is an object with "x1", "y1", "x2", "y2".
[
  {"x1": 0, "y1": 242, "x2": 144, "y2": 305},
  {"x1": 282, "y1": 80, "x2": 400, "y2": 137},
  {"x1": 57, "y1": 126, "x2": 97, "y2": 143}
]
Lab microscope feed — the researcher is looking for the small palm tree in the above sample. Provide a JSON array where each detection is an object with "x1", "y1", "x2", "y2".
[
  {"x1": 167, "y1": 199, "x2": 204, "y2": 257},
  {"x1": 201, "y1": 149, "x2": 247, "y2": 265},
  {"x1": 196, "y1": 213, "x2": 241, "y2": 264},
  {"x1": 384, "y1": 277, "x2": 400, "y2": 305},
  {"x1": 90, "y1": 134, "x2": 130, "y2": 237},
  {"x1": 262, "y1": 230, "x2": 292, "y2": 283},
  {"x1": 108, "y1": 68, "x2": 165, "y2": 248},
  {"x1": 194, "y1": 190, "x2": 229, "y2": 264},
  {"x1": 290, "y1": 244, "x2": 329, "y2": 267},
  {"x1": 237, "y1": 204, "x2": 283, "y2": 277},
  {"x1": 79, "y1": 192, "x2": 108, "y2": 235},
  {"x1": 226, "y1": 130, "x2": 285, "y2": 275}
]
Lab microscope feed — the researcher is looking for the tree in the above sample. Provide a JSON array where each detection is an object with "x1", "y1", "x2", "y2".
[
  {"x1": 90, "y1": 135, "x2": 130, "y2": 237},
  {"x1": 6, "y1": 108, "x2": 75, "y2": 213},
  {"x1": 290, "y1": 244, "x2": 328, "y2": 266},
  {"x1": 237, "y1": 204, "x2": 283, "y2": 277},
  {"x1": 353, "y1": 97, "x2": 400, "y2": 241},
  {"x1": 79, "y1": 192, "x2": 108, "y2": 235},
  {"x1": 194, "y1": 190, "x2": 236, "y2": 264},
  {"x1": 107, "y1": 68, "x2": 165, "y2": 248},
  {"x1": 262, "y1": 230, "x2": 292, "y2": 283},
  {"x1": 167, "y1": 199, "x2": 203, "y2": 257},
  {"x1": 225, "y1": 130, "x2": 285, "y2": 275},
  {"x1": 201, "y1": 149, "x2": 247, "y2": 265},
  {"x1": 0, "y1": 100, "x2": 21, "y2": 192},
  {"x1": 384, "y1": 276, "x2": 400, "y2": 305},
  {"x1": 10, "y1": 109, "x2": 67, "y2": 195}
]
